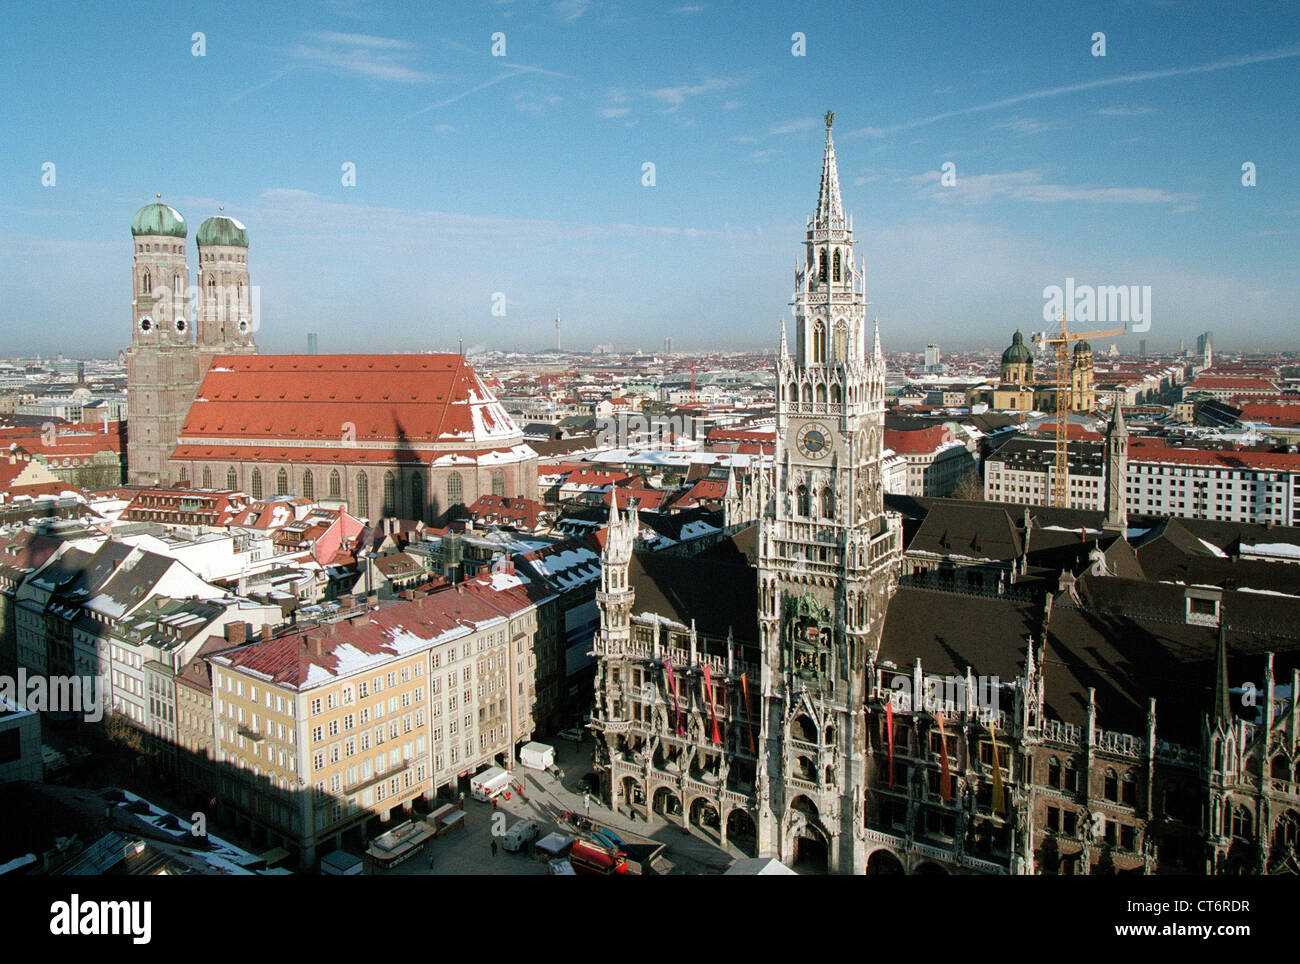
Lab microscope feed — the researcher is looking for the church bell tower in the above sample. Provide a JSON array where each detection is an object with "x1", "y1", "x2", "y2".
[{"x1": 755, "y1": 111, "x2": 903, "y2": 874}]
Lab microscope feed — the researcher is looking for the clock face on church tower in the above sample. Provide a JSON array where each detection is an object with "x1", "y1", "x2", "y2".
[{"x1": 795, "y1": 422, "x2": 831, "y2": 460}]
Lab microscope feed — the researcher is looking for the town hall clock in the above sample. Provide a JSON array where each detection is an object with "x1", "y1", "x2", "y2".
[{"x1": 795, "y1": 422, "x2": 831, "y2": 460}]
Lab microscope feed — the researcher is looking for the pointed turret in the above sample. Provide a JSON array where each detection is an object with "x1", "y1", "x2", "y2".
[
  {"x1": 1103, "y1": 390, "x2": 1129, "y2": 533},
  {"x1": 779, "y1": 318, "x2": 788, "y2": 358},
  {"x1": 1212, "y1": 621, "x2": 1232, "y2": 729},
  {"x1": 872, "y1": 317, "x2": 882, "y2": 362},
  {"x1": 815, "y1": 110, "x2": 844, "y2": 230}
]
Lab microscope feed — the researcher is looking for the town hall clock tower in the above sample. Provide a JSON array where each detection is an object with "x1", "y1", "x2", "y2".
[{"x1": 755, "y1": 111, "x2": 903, "y2": 873}]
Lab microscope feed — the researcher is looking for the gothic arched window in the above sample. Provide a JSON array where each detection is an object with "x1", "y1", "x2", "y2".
[
  {"x1": 1104, "y1": 768, "x2": 1118, "y2": 801},
  {"x1": 178, "y1": 465, "x2": 188, "y2": 483},
  {"x1": 818, "y1": 250, "x2": 827, "y2": 283},
  {"x1": 141, "y1": 271, "x2": 152, "y2": 295},
  {"x1": 492, "y1": 470, "x2": 505, "y2": 497},
  {"x1": 813, "y1": 322, "x2": 826, "y2": 364},
  {"x1": 356, "y1": 474, "x2": 370, "y2": 519},
  {"x1": 201, "y1": 466, "x2": 212, "y2": 489},
  {"x1": 831, "y1": 383, "x2": 842, "y2": 405},
  {"x1": 250, "y1": 468, "x2": 263, "y2": 500},
  {"x1": 328, "y1": 469, "x2": 341, "y2": 498},
  {"x1": 1232, "y1": 806, "x2": 1252, "y2": 840},
  {"x1": 226, "y1": 467, "x2": 237, "y2": 490},
  {"x1": 302, "y1": 470, "x2": 314, "y2": 501},
  {"x1": 833, "y1": 322, "x2": 848, "y2": 363},
  {"x1": 447, "y1": 472, "x2": 463, "y2": 509},
  {"x1": 382, "y1": 471, "x2": 397, "y2": 517},
  {"x1": 815, "y1": 383, "x2": 827, "y2": 404},
  {"x1": 796, "y1": 484, "x2": 810, "y2": 516},
  {"x1": 832, "y1": 248, "x2": 841, "y2": 282},
  {"x1": 801, "y1": 383, "x2": 812, "y2": 404},
  {"x1": 820, "y1": 485, "x2": 834, "y2": 518},
  {"x1": 275, "y1": 468, "x2": 288, "y2": 496},
  {"x1": 411, "y1": 474, "x2": 424, "y2": 522}
]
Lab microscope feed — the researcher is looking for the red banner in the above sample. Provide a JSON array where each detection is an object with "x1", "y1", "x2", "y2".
[
  {"x1": 702, "y1": 664, "x2": 722, "y2": 745},
  {"x1": 936, "y1": 712, "x2": 952, "y2": 802},
  {"x1": 664, "y1": 659, "x2": 683, "y2": 735}
]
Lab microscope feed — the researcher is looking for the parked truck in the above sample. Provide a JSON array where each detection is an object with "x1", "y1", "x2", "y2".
[{"x1": 470, "y1": 766, "x2": 512, "y2": 801}]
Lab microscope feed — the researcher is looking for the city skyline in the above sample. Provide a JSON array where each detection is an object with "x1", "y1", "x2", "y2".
[{"x1": 2, "y1": 1, "x2": 1298, "y2": 355}]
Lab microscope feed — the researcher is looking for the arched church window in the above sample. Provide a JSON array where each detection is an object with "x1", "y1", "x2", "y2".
[
  {"x1": 801, "y1": 383, "x2": 812, "y2": 404},
  {"x1": 820, "y1": 485, "x2": 834, "y2": 518},
  {"x1": 141, "y1": 271, "x2": 152, "y2": 295},
  {"x1": 276, "y1": 468, "x2": 288, "y2": 496},
  {"x1": 178, "y1": 465, "x2": 188, "y2": 483},
  {"x1": 382, "y1": 471, "x2": 397, "y2": 516},
  {"x1": 447, "y1": 472, "x2": 463, "y2": 508},
  {"x1": 411, "y1": 474, "x2": 424, "y2": 522},
  {"x1": 356, "y1": 474, "x2": 370, "y2": 519},
  {"x1": 226, "y1": 467, "x2": 237, "y2": 490},
  {"x1": 818, "y1": 250, "x2": 827, "y2": 283},
  {"x1": 202, "y1": 466, "x2": 212, "y2": 489},
  {"x1": 492, "y1": 470, "x2": 505, "y2": 497},
  {"x1": 832, "y1": 248, "x2": 841, "y2": 282},
  {"x1": 787, "y1": 382, "x2": 797, "y2": 405},
  {"x1": 328, "y1": 469, "x2": 341, "y2": 498},
  {"x1": 302, "y1": 470, "x2": 314, "y2": 501},
  {"x1": 250, "y1": 468, "x2": 263, "y2": 500},
  {"x1": 833, "y1": 322, "x2": 848, "y2": 363},
  {"x1": 831, "y1": 384, "x2": 842, "y2": 405},
  {"x1": 813, "y1": 322, "x2": 826, "y2": 364},
  {"x1": 796, "y1": 484, "x2": 810, "y2": 516},
  {"x1": 815, "y1": 383, "x2": 826, "y2": 404}
]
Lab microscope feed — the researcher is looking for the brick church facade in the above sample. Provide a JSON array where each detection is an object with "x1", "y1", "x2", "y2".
[{"x1": 124, "y1": 202, "x2": 537, "y2": 522}]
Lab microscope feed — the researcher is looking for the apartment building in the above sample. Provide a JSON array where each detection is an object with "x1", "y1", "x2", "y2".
[
  {"x1": 986, "y1": 436, "x2": 1300, "y2": 525},
  {"x1": 207, "y1": 566, "x2": 559, "y2": 866},
  {"x1": 884, "y1": 426, "x2": 976, "y2": 497}
]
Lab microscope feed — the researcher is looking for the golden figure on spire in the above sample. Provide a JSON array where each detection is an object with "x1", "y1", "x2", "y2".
[{"x1": 824, "y1": 109, "x2": 834, "y2": 129}]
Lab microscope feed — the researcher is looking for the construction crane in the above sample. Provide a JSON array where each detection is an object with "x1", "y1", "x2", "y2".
[{"x1": 1033, "y1": 312, "x2": 1125, "y2": 508}]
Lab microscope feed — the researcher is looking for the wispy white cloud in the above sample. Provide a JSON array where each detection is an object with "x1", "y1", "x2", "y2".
[
  {"x1": 600, "y1": 107, "x2": 631, "y2": 118},
  {"x1": 1095, "y1": 106, "x2": 1156, "y2": 116},
  {"x1": 909, "y1": 168, "x2": 1196, "y2": 206},
  {"x1": 852, "y1": 44, "x2": 1300, "y2": 136},
  {"x1": 647, "y1": 76, "x2": 740, "y2": 110},
  {"x1": 555, "y1": 0, "x2": 592, "y2": 22},
  {"x1": 769, "y1": 117, "x2": 820, "y2": 135},
  {"x1": 287, "y1": 32, "x2": 439, "y2": 84},
  {"x1": 408, "y1": 64, "x2": 571, "y2": 117}
]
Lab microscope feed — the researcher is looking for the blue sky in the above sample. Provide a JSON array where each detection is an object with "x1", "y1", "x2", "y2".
[{"x1": 1, "y1": 0, "x2": 1297, "y2": 356}]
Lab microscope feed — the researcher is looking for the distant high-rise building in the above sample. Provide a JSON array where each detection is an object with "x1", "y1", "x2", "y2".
[
  {"x1": 1196, "y1": 331, "x2": 1213, "y2": 356},
  {"x1": 555, "y1": 311, "x2": 561, "y2": 352},
  {"x1": 924, "y1": 343, "x2": 940, "y2": 369},
  {"x1": 307, "y1": 332, "x2": 318, "y2": 354},
  {"x1": 664, "y1": 336, "x2": 673, "y2": 355},
  {"x1": 1139, "y1": 338, "x2": 1147, "y2": 357}
]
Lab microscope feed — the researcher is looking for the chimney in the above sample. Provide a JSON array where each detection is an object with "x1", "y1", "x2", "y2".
[
  {"x1": 224, "y1": 621, "x2": 247, "y2": 645},
  {"x1": 261, "y1": 624, "x2": 272, "y2": 641}
]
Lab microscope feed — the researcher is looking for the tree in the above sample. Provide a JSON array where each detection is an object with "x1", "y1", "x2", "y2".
[{"x1": 951, "y1": 469, "x2": 984, "y2": 501}]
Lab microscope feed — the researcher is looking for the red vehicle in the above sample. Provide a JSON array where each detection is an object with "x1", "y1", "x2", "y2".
[{"x1": 569, "y1": 838, "x2": 628, "y2": 876}]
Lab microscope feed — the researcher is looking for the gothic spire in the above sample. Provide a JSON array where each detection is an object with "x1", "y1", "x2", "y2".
[
  {"x1": 1107, "y1": 390, "x2": 1127, "y2": 439},
  {"x1": 815, "y1": 110, "x2": 844, "y2": 230},
  {"x1": 872, "y1": 317, "x2": 882, "y2": 361},
  {"x1": 1213, "y1": 620, "x2": 1232, "y2": 729},
  {"x1": 779, "y1": 317, "x2": 788, "y2": 357}
]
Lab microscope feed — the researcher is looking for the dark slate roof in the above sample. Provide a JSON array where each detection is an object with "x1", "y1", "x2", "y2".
[
  {"x1": 880, "y1": 576, "x2": 1300, "y2": 748},
  {"x1": 628, "y1": 549, "x2": 758, "y2": 643},
  {"x1": 905, "y1": 502, "x2": 1024, "y2": 562}
]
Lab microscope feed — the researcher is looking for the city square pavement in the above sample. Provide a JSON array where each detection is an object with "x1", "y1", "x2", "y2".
[{"x1": 380, "y1": 736, "x2": 748, "y2": 876}]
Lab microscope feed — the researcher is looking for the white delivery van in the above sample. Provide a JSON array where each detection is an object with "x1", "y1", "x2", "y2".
[
  {"x1": 519, "y1": 742, "x2": 556, "y2": 771},
  {"x1": 470, "y1": 766, "x2": 512, "y2": 801},
  {"x1": 502, "y1": 819, "x2": 540, "y2": 853}
]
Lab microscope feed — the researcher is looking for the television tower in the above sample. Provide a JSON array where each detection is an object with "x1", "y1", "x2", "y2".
[{"x1": 555, "y1": 311, "x2": 561, "y2": 352}]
